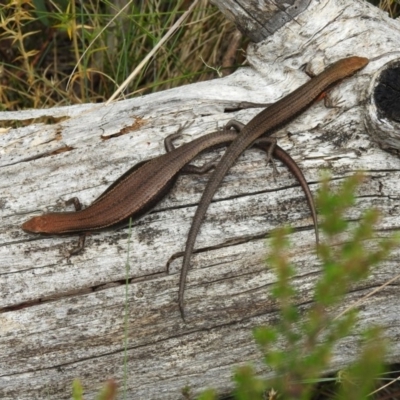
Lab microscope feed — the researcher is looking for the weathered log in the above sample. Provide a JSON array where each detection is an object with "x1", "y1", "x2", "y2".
[{"x1": 1, "y1": 0, "x2": 400, "y2": 398}]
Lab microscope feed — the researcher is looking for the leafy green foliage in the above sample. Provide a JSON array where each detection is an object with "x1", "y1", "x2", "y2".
[
  {"x1": 71, "y1": 379, "x2": 83, "y2": 400},
  {"x1": 71, "y1": 378, "x2": 117, "y2": 400},
  {"x1": 233, "y1": 365, "x2": 267, "y2": 400},
  {"x1": 335, "y1": 327, "x2": 386, "y2": 400},
  {"x1": 197, "y1": 388, "x2": 218, "y2": 400},
  {"x1": 200, "y1": 172, "x2": 397, "y2": 400}
]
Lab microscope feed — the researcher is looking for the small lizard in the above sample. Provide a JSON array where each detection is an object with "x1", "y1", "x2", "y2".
[
  {"x1": 178, "y1": 56, "x2": 369, "y2": 319},
  {"x1": 22, "y1": 128, "x2": 316, "y2": 256}
]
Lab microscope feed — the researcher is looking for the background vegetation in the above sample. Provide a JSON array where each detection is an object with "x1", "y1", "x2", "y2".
[
  {"x1": 0, "y1": 0, "x2": 248, "y2": 110},
  {"x1": 0, "y1": 0, "x2": 398, "y2": 110},
  {"x1": 3, "y1": 0, "x2": 400, "y2": 399}
]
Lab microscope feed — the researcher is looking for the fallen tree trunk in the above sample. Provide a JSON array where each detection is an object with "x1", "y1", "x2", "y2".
[{"x1": 1, "y1": 0, "x2": 400, "y2": 398}]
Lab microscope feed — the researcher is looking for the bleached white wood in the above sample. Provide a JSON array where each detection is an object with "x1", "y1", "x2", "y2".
[
  {"x1": 211, "y1": 0, "x2": 312, "y2": 41},
  {"x1": 1, "y1": 0, "x2": 400, "y2": 398}
]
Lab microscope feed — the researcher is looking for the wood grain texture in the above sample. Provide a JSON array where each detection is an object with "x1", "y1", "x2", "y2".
[
  {"x1": 211, "y1": 0, "x2": 311, "y2": 41},
  {"x1": 2, "y1": 0, "x2": 400, "y2": 398}
]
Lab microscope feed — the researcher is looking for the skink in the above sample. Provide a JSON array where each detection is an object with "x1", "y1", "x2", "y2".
[
  {"x1": 179, "y1": 56, "x2": 369, "y2": 318},
  {"x1": 22, "y1": 129, "x2": 317, "y2": 252}
]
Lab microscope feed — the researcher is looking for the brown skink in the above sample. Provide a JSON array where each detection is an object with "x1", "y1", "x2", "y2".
[
  {"x1": 179, "y1": 56, "x2": 369, "y2": 318},
  {"x1": 22, "y1": 129, "x2": 317, "y2": 252}
]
